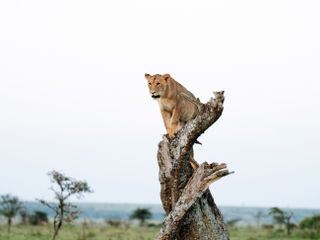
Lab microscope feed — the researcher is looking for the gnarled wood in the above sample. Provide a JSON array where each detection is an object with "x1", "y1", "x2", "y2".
[{"x1": 157, "y1": 91, "x2": 232, "y2": 240}]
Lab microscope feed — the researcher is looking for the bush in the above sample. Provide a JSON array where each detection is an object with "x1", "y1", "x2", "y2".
[
  {"x1": 105, "y1": 219, "x2": 122, "y2": 228},
  {"x1": 300, "y1": 215, "x2": 320, "y2": 230},
  {"x1": 261, "y1": 224, "x2": 273, "y2": 230},
  {"x1": 300, "y1": 215, "x2": 320, "y2": 238},
  {"x1": 29, "y1": 211, "x2": 48, "y2": 226}
]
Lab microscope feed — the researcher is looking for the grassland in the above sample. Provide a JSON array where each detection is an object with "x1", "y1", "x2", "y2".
[{"x1": 0, "y1": 224, "x2": 319, "y2": 240}]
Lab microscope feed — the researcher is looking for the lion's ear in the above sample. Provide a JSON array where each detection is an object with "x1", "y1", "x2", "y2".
[
  {"x1": 145, "y1": 73, "x2": 151, "y2": 79},
  {"x1": 163, "y1": 74, "x2": 171, "y2": 81}
]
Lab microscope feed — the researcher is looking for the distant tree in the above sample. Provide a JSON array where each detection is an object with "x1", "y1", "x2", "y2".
[
  {"x1": 39, "y1": 170, "x2": 92, "y2": 240},
  {"x1": 254, "y1": 210, "x2": 266, "y2": 228},
  {"x1": 0, "y1": 194, "x2": 23, "y2": 233},
  {"x1": 269, "y1": 207, "x2": 294, "y2": 235},
  {"x1": 300, "y1": 215, "x2": 320, "y2": 235},
  {"x1": 130, "y1": 208, "x2": 152, "y2": 226},
  {"x1": 19, "y1": 208, "x2": 29, "y2": 225},
  {"x1": 29, "y1": 211, "x2": 49, "y2": 225}
]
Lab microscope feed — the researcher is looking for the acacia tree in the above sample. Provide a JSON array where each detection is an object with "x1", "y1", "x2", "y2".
[
  {"x1": 39, "y1": 170, "x2": 92, "y2": 240},
  {"x1": 269, "y1": 207, "x2": 294, "y2": 235},
  {"x1": 130, "y1": 208, "x2": 152, "y2": 226},
  {"x1": 156, "y1": 91, "x2": 233, "y2": 240},
  {"x1": 0, "y1": 194, "x2": 23, "y2": 233}
]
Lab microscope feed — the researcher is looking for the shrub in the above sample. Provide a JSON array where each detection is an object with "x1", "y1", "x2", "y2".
[
  {"x1": 300, "y1": 215, "x2": 320, "y2": 237},
  {"x1": 29, "y1": 211, "x2": 48, "y2": 226}
]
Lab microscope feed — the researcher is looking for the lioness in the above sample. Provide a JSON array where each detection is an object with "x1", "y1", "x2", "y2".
[
  {"x1": 145, "y1": 73, "x2": 200, "y2": 137},
  {"x1": 145, "y1": 73, "x2": 200, "y2": 168}
]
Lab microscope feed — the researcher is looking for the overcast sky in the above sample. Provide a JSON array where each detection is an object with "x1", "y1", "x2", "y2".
[{"x1": 0, "y1": 0, "x2": 319, "y2": 209}]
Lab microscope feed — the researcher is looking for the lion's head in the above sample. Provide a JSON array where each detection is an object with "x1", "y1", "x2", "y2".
[{"x1": 145, "y1": 73, "x2": 171, "y2": 99}]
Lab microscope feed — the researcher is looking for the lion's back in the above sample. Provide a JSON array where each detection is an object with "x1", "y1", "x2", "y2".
[{"x1": 169, "y1": 78, "x2": 198, "y2": 122}]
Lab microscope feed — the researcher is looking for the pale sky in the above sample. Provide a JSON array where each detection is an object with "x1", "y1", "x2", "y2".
[{"x1": 0, "y1": 0, "x2": 319, "y2": 208}]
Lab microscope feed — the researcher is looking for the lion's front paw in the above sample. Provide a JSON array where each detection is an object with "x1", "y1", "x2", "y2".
[
  {"x1": 168, "y1": 134, "x2": 174, "y2": 139},
  {"x1": 166, "y1": 131, "x2": 176, "y2": 139}
]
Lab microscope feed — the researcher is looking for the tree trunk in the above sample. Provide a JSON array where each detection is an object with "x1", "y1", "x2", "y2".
[
  {"x1": 52, "y1": 217, "x2": 62, "y2": 240},
  {"x1": 7, "y1": 218, "x2": 12, "y2": 234},
  {"x1": 156, "y1": 91, "x2": 232, "y2": 240}
]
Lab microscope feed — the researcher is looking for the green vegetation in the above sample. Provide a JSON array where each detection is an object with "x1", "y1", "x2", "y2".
[
  {"x1": 230, "y1": 227, "x2": 320, "y2": 240},
  {"x1": 28, "y1": 211, "x2": 49, "y2": 226},
  {"x1": 130, "y1": 208, "x2": 152, "y2": 226},
  {"x1": 1, "y1": 223, "x2": 320, "y2": 240},
  {"x1": 269, "y1": 207, "x2": 294, "y2": 235},
  {"x1": 0, "y1": 194, "x2": 23, "y2": 233},
  {"x1": 0, "y1": 224, "x2": 159, "y2": 240},
  {"x1": 300, "y1": 215, "x2": 320, "y2": 237}
]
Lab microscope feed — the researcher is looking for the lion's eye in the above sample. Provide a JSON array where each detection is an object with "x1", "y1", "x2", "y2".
[
  {"x1": 156, "y1": 82, "x2": 160, "y2": 85},
  {"x1": 148, "y1": 82, "x2": 151, "y2": 85}
]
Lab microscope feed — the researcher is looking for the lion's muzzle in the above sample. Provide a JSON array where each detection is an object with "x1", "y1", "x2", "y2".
[{"x1": 151, "y1": 94, "x2": 160, "y2": 99}]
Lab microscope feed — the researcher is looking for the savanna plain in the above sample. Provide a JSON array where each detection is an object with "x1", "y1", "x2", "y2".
[{"x1": 1, "y1": 224, "x2": 319, "y2": 240}]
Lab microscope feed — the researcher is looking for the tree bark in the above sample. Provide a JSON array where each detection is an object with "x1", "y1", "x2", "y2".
[{"x1": 156, "y1": 91, "x2": 232, "y2": 240}]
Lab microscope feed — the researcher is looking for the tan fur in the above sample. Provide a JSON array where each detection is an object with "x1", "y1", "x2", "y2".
[
  {"x1": 145, "y1": 73, "x2": 200, "y2": 169},
  {"x1": 145, "y1": 73, "x2": 199, "y2": 138}
]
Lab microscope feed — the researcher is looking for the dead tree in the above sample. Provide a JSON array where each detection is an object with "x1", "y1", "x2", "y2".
[{"x1": 156, "y1": 91, "x2": 233, "y2": 240}]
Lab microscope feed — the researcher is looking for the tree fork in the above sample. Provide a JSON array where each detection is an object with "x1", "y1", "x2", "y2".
[{"x1": 156, "y1": 91, "x2": 233, "y2": 240}]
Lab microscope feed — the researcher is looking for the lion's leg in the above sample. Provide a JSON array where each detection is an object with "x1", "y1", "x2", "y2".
[
  {"x1": 160, "y1": 110, "x2": 171, "y2": 135},
  {"x1": 169, "y1": 107, "x2": 180, "y2": 138}
]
